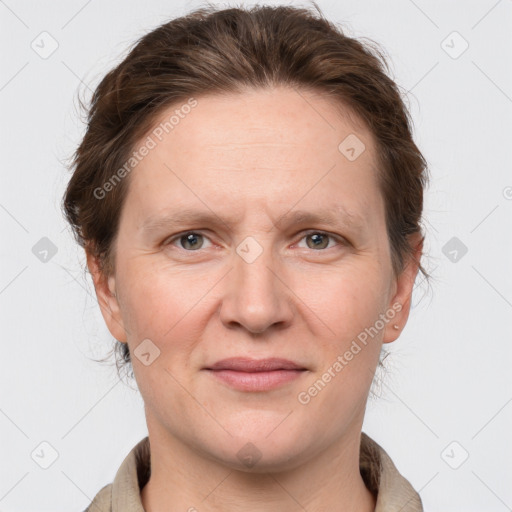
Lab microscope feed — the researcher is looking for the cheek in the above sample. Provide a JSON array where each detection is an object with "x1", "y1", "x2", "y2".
[
  {"x1": 118, "y1": 260, "x2": 217, "y2": 358},
  {"x1": 311, "y1": 264, "x2": 389, "y2": 341},
  {"x1": 295, "y1": 269, "x2": 387, "y2": 418},
  {"x1": 119, "y1": 264, "x2": 210, "y2": 411}
]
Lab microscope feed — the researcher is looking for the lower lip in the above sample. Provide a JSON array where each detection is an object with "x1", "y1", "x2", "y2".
[{"x1": 205, "y1": 369, "x2": 305, "y2": 391}]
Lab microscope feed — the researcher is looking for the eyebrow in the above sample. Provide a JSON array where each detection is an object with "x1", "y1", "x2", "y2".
[{"x1": 140, "y1": 207, "x2": 365, "y2": 235}]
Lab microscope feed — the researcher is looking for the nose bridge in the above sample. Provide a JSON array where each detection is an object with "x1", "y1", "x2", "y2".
[
  {"x1": 236, "y1": 234, "x2": 275, "y2": 293},
  {"x1": 220, "y1": 234, "x2": 291, "y2": 333}
]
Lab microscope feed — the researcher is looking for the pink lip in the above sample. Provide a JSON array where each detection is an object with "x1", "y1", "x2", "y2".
[
  {"x1": 206, "y1": 357, "x2": 306, "y2": 372},
  {"x1": 204, "y1": 358, "x2": 307, "y2": 392}
]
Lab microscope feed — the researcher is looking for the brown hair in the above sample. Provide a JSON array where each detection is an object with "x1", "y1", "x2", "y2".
[{"x1": 62, "y1": 2, "x2": 429, "y2": 377}]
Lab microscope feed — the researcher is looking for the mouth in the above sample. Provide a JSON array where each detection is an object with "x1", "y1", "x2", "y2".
[{"x1": 203, "y1": 357, "x2": 308, "y2": 392}]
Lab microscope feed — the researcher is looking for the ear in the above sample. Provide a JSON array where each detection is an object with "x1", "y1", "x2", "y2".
[
  {"x1": 382, "y1": 232, "x2": 424, "y2": 344},
  {"x1": 86, "y1": 251, "x2": 127, "y2": 343}
]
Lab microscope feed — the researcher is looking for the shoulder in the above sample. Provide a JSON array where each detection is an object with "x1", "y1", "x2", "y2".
[
  {"x1": 82, "y1": 436, "x2": 150, "y2": 512},
  {"x1": 360, "y1": 432, "x2": 423, "y2": 512},
  {"x1": 83, "y1": 482, "x2": 112, "y2": 511}
]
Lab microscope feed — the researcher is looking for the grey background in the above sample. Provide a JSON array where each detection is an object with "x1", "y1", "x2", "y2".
[{"x1": 1, "y1": 0, "x2": 511, "y2": 510}]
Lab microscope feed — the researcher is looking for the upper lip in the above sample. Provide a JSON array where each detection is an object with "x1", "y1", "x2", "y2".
[{"x1": 205, "y1": 357, "x2": 306, "y2": 372}]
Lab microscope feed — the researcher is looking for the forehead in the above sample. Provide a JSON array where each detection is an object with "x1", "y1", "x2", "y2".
[
  {"x1": 144, "y1": 86, "x2": 374, "y2": 164},
  {"x1": 123, "y1": 86, "x2": 383, "y2": 228}
]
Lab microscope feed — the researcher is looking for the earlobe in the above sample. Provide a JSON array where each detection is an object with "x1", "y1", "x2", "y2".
[{"x1": 86, "y1": 251, "x2": 127, "y2": 343}]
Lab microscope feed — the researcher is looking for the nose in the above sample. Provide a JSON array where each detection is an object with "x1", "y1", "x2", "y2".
[{"x1": 219, "y1": 239, "x2": 294, "y2": 335}]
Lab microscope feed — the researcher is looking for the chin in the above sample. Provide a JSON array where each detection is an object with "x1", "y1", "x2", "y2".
[
  {"x1": 214, "y1": 440, "x2": 311, "y2": 474},
  {"x1": 201, "y1": 420, "x2": 313, "y2": 472}
]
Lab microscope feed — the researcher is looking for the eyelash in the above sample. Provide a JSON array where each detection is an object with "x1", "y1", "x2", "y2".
[{"x1": 164, "y1": 230, "x2": 345, "y2": 252}]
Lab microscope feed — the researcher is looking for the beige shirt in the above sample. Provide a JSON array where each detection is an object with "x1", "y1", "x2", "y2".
[{"x1": 85, "y1": 432, "x2": 423, "y2": 511}]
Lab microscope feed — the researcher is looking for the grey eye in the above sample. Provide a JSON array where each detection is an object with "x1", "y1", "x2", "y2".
[{"x1": 179, "y1": 233, "x2": 205, "y2": 250}]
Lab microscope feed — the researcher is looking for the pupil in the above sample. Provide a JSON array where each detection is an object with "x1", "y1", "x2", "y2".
[
  {"x1": 183, "y1": 233, "x2": 201, "y2": 249},
  {"x1": 309, "y1": 233, "x2": 327, "y2": 249}
]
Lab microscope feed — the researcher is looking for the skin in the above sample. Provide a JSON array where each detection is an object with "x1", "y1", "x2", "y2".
[{"x1": 87, "y1": 85, "x2": 422, "y2": 512}]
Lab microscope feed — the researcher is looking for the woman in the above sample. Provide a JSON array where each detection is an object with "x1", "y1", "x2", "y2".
[{"x1": 63, "y1": 4, "x2": 428, "y2": 511}]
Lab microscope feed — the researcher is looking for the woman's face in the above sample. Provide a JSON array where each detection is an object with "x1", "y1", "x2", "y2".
[{"x1": 90, "y1": 86, "x2": 420, "y2": 471}]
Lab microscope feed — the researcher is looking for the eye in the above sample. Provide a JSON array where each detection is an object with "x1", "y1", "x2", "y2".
[
  {"x1": 164, "y1": 230, "x2": 344, "y2": 253},
  {"x1": 296, "y1": 231, "x2": 341, "y2": 250},
  {"x1": 167, "y1": 232, "x2": 213, "y2": 251}
]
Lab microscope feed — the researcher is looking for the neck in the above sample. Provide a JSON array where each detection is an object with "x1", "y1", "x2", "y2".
[{"x1": 141, "y1": 424, "x2": 376, "y2": 512}]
